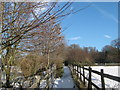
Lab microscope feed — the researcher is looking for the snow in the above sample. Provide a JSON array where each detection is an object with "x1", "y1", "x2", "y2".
[
  {"x1": 39, "y1": 66, "x2": 76, "y2": 88},
  {"x1": 53, "y1": 66, "x2": 76, "y2": 88},
  {"x1": 76, "y1": 66, "x2": 120, "y2": 89},
  {"x1": 38, "y1": 65, "x2": 120, "y2": 89},
  {"x1": 39, "y1": 80, "x2": 46, "y2": 88}
]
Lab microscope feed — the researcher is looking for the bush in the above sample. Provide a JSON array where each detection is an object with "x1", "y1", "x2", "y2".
[
  {"x1": 20, "y1": 54, "x2": 47, "y2": 77},
  {"x1": 56, "y1": 66, "x2": 64, "y2": 78},
  {"x1": 54, "y1": 59, "x2": 64, "y2": 78},
  {"x1": 64, "y1": 60, "x2": 69, "y2": 66}
]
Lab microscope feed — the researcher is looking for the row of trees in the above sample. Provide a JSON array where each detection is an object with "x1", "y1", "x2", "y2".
[
  {"x1": 65, "y1": 38, "x2": 120, "y2": 65},
  {"x1": 0, "y1": 2, "x2": 74, "y2": 87},
  {"x1": 65, "y1": 44, "x2": 94, "y2": 65},
  {"x1": 0, "y1": 2, "x2": 119, "y2": 88},
  {"x1": 100, "y1": 38, "x2": 120, "y2": 63}
]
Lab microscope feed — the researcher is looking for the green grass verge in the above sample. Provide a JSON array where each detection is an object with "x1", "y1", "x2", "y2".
[
  {"x1": 56, "y1": 66, "x2": 64, "y2": 78},
  {"x1": 70, "y1": 67, "x2": 87, "y2": 89}
]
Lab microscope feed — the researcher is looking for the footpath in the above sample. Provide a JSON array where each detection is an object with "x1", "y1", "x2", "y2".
[{"x1": 53, "y1": 66, "x2": 78, "y2": 88}]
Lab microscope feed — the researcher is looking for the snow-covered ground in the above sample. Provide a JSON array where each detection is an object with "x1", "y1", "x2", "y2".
[
  {"x1": 39, "y1": 66, "x2": 120, "y2": 89},
  {"x1": 53, "y1": 66, "x2": 76, "y2": 88},
  {"x1": 76, "y1": 66, "x2": 120, "y2": 89},
  {"x1": 39, "y1": 80, "x2": 46, "y2": 88}
]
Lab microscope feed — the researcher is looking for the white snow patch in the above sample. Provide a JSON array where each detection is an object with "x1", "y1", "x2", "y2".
[{"x1": 39, "y1": 80, "x2": 46, "y2": 88}]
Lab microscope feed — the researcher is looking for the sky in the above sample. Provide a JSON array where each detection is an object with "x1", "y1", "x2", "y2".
[{"x1": 61, "y1": 2, "x2": 118, "y2": 51}]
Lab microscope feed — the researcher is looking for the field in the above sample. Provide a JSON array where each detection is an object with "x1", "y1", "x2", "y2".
[{"x1": 79, "y1": 66, "x2": 120, "y2": 89}]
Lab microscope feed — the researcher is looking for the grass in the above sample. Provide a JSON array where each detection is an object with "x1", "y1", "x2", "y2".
[
  {"x1": 69, "y1": 66, "x2": 87, "y2": 89},
  {"x1": 56, "y1": 66, "x2": 64, "y2": 78}
]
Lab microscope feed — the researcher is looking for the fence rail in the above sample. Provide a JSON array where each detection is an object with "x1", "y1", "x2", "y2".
[{"x1": 70, "y1": 64, "x2": 120, "y2": 89}]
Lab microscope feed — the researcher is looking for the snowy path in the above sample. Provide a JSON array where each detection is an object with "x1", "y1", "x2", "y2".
[{"x1": 53, "y1": 66, "x2": 76, "y2": 88}]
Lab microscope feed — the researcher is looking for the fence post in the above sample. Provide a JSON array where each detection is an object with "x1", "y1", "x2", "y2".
[
  {"x1": 80, "y1": 65, "x2": 81, "y2": 81},
  {"x1": 77, "y1": 65, "x2": 79, "y2": 78},
  {"x1": 73, "y1": 64, "x2": 75, "y2": 72},
  {"x1": 76, "y1": 65, "x2": 77, "y2": 75},
  {"x1": 74, "y1": 65, "x2": 76, "y2": 73},
  {"x1": 101, "y1": 69, "x2": 105, "y2": 90},
  {"x1": 88, "y1": 67, "x2": 92, "y2": 90},
  {"x1": 83, "y1": 66, "x2": 85, "y2": 85},
  {"x1": 75, "y1": 65, "x2": 77, "y2": 75},
  {"x1": 72, "y1": 64, "x2": 73, "y2": 72}
]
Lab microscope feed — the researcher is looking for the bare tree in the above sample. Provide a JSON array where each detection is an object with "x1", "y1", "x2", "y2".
[
  {"x1": 0, "y1": 2, "x2": 78, "y2": 87},
  {"x1": 0, "y1": 2, "x2": 74, "y2": 87},
  {"x1": 0, "y1": 2, "x2": 90, "y2": 87},
  {"x1": 20, "y1": 18, "x2": 65, "y2": 87},
  {"x1": 66, "y1": 44, "x2": 93, "y2": 65}
]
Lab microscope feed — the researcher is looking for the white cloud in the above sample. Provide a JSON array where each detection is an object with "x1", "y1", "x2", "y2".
[
  {"x1": 69, "y1": 36, "x2": 81, "y2": 40},
  {"x1": 104, "y1": 35, "x2": 111, "y2": 38}
]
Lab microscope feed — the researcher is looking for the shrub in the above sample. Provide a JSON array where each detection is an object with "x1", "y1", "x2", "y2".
[
  {"x1": 20, "y1": 54, "x2": 47, "y2": 77},
  {"x1": 54, "y1": 59, "x2": 64, "y2": 78}
]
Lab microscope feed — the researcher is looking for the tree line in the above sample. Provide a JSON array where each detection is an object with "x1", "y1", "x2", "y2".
[
  {"x1": 65, "y1": 38, "x2": 120, "y2": 65},
  {"x1": 0, "y1": 2, "x2": 74, "y2": 88}
]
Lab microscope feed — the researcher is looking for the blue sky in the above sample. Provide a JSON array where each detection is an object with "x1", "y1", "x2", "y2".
[{"x1": 61, "y1": 2, "x2": 118, "y2": 51}]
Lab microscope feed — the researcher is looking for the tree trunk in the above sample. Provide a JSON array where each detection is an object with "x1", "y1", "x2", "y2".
[
  {"x1": 6, "y1": 73, "x2": 10, "y2": 88},
  {"x1": 5, "y1": 67, "x2": 11, "y2": 88},
  {"x1": 47, "y1": 52, "x2": 50, "y2": 89}
]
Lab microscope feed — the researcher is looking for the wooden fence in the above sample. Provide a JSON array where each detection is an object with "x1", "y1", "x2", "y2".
[{"x1": 70, "y1": 64, "x2": 120, "y2": 89}]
